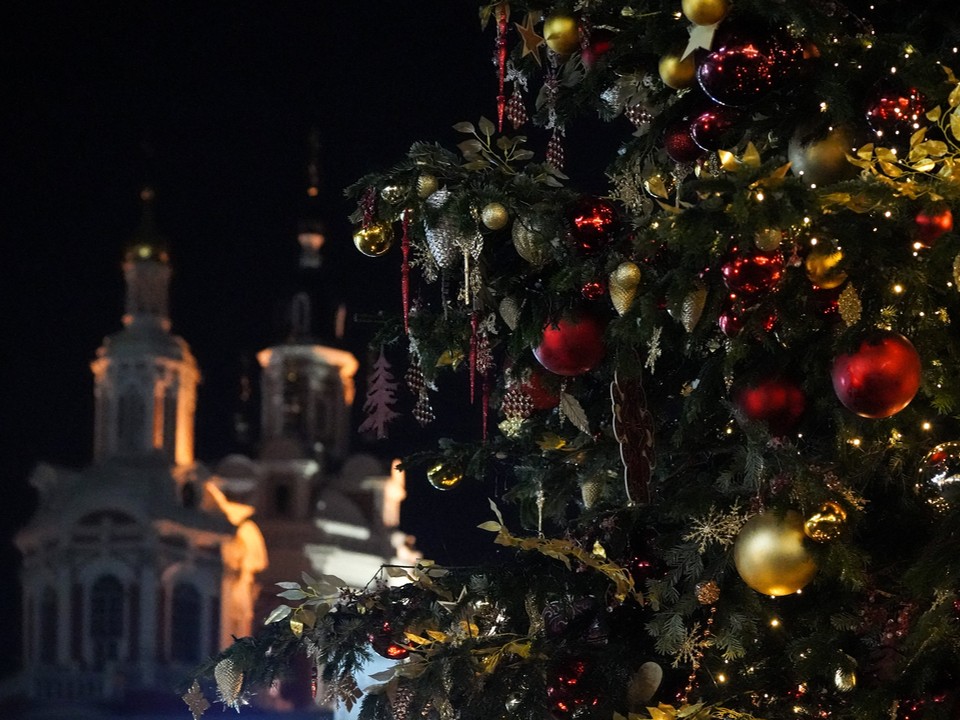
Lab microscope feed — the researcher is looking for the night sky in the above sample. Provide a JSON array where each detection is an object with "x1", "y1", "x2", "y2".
[{"x1": 0, "y1": 1, "x2": 517, "y2": 679}]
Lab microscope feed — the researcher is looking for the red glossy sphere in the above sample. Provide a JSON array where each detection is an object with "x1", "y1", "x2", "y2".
[
  {"x1": 534, "y1": 314, "x2": 606, "y2": 376},
  {"x1": 691, "y1": 105, "x2": 742, "y2": 150},
  {"x1": 523, "y1": 368, "x2": 561, "y2": 410},
  {"x1": 663, "y1": 116, "x2": 706, "y2": 163},
  {"x1": 581, "y1": 280, "x2": 606, "y2": 300},
  {"x1": 831, "y1": 331, "x2": 921, "y2": 418},
  {"x1": 736, "y1": 377, "x2": 806, "y2": 436},
  {"x1": 567, "y1": 197, "x2": 619, "y2": 253},
  {"x1": 721, "y1": 246, "x2": 784, "y2": 297},
  {"x1": 546, "y1": 656, "x2": 600, "y2": 720},
  {"x1": 865, "y1": 84, "x2": 927, "y2": 144},
  {"x1": 369, "y1": 621, "x2": 409, "y2": 660},
  {"x1": 914, "y1": 206, "x2": 954, "y2": 247},
  {"x1": 697, "y1": 42, "x2": 776, "y2": 106}
]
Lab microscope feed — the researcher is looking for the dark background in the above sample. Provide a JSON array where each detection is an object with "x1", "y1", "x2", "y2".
[{"x1": 0, "y1": 0, "x2": 511, "y2": 680}]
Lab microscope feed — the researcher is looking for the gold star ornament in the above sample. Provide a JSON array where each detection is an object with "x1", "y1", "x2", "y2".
[{"x1": 514, "y1": 12, "x2": 544, "y2": 66}]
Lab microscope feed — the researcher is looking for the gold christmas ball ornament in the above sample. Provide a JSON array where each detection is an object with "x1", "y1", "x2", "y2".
[
  {"x1": 353, "y1": 222, "x2": 394, "y2": 257},
  {"x1": 754, "y1": 228, "x2": 783, "y2": 252},
  {"x1": 427, "y1": 461, "x2": 464, "y2": 491},
  {"x1": 788, "y1": 125, "x2": 859, "y2": 188},
  {"x1": 417, "y1": 174, "x2": 439, "y2": 198},
  {"x1": 658, "y1": 50, "x2": 697, "y2": 90},
  {"x1": 803, "y1": 501, "x2": 848, "y2": 542},
  {"x1": 834, "y1": 666, "x2": 857, "y2": 692},
  {"x1": 543, "y1": 14, "x2": 580, "y2": 56},
  {"x1": 481, "y1": 202, "x2": 510, "y2": 230},
  {"x1": 681, "y1": 0, "x2": 730, "y2": 26},
  {"x1": 805, "y1": 246, "x2": 847, "y2": 289},
  {"x1": 733, "y1": 510, "x2": 818, "y2": 596},
  {"x1": 609, "y1": 261, "x2": 642, "y2": 316},
  {"x1": 512, "y1": 214, "x2": 552, "y2": 266},
  {"x1": 381, "y1": 184, "x2": 407, "y2": 205}
]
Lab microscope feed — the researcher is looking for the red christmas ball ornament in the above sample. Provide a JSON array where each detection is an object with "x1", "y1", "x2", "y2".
[
  {"x1": 534, "y1": 313, "x2": 607, "y2": 376},
  {"x1": 720, "y1": 245, "x2": 784, "y2": 297},
  {"x1": 581, "y1": 28, "x2": 615, "y2": 69},
  {"x1": 914, "y1": 205, "x2": 954, "y2": 247},
  {"x1": 581, "y1": 280, "x2": 606, "y2": 300},
  {"x1": 523, "y1": 368, "x2": 561, "y2": 410},
  {"x1": 567, "y1": 197, "x2": 620, "y2": 253},
  {"x1": 865, "y1": 84, "x2": 927, "y2": 144},
  {"x1": 369, "y1": 621, "x2": 409, "y2": 660},
  {"x1": 545, "y1": 655, "x2": 601, "y2": 720},
  {"x1": 831, "y1": 331, "x2": 921, "y2": 418},
  {"x1": 718, "y1": 297, "x2": 777, "y2": 338},
  {"x1": 690, "y1": 105, "x2": 743, "y2": 150},
  {"x1": 663, "y1": 116, "x2": 706, "y2": 163},
  {"x1": 736, "y1": 376, "x2": 806, "y2": 436},
  {"x1": 697, "y1": 40, "x2": 777, "y2": 106}
]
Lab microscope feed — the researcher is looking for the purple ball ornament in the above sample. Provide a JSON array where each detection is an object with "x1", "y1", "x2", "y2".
[{"x1": 691, "y1": 105, "x2": 743, "y2": 150}]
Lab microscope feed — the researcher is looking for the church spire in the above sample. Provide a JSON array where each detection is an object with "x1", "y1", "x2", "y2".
[
  {"x1": 122, "y1": 187, "x2": 172, "y2": 330},
  {"x1": 91, "y1": 189, "x2": 199, "y2": 465}
]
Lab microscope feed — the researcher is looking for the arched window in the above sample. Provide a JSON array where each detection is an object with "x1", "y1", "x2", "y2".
[
  {"x1": 39, "y1": 587, "x2": 58, "y2": 664},
  {"x1": 90, "y1": 575, "x2": 124, "y2": 665},
  {"x1": 117, "y1": 389, "x2": 145, "y2": 453},
  {"x1": 171, "y1": 582, "x2": 201, "y2": 663}
]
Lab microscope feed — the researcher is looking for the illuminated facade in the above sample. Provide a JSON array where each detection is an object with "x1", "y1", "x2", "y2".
[{"x1": 12, "y1": 196, "x2": 415, "y2": 717}]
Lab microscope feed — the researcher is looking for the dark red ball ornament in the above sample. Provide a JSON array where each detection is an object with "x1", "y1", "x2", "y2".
[
  {"x1": 697, "y1": 41, "x2": 777, "y2": 106},
  {"x1": 720, "y1": 246, "x2": 784, "y2": 297},
  {"x1": 534, "y1": 313, "x2": 606, "y2": 376},
  {"x1": 582, "y1": 28, "x2": 615, "y2": 69},
  {"x1": 736, "y1": 376, "x2": 806, "y2": 436},
  {"x1": 567, "y1": 197, "x2": 619, "y2": 253},
  {"x1": 663, "y1": 116, "x2": 706, "y2": 163},
  {"x1": 691, "y1": 105, "x2": 743, "y2": 150},
  {"x1": 369, "y1": 621, "x2": 409, "y2": 660},
  {"x1": 523, "y1": 367, "x2": 561, "y2": 410},
  {"x1": 545, "y1": 655, "x2": 601, "y2": 720},
  {"x1": 914, "y1": 205, "x2": 954, "y2": 247},
  {"x1": 581, "y1": 280, "x2": 606, "y2": 300},
  {"x1": 718, "y1": 297, "x2": 777, "y2": 338},
  {"x1": 831, "y1": 331, "x2": 921, "y2": 418},
  {"x1": 865, "y1": 84, "x2": 927, "y2": 144}
]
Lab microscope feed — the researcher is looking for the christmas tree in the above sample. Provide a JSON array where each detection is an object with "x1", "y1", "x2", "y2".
[{"x1": 189, "y1": 2, "x2": 960, "y2": 718}]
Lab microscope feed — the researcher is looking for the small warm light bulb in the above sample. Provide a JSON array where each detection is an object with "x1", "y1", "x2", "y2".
[
  {"x1": 851, "y1": 438, "x2": 862, "y2": 447},
  {"x1": 922, "y1": 421, "x2": 932, "y2": 431},
  {"x1": 890, "y1": 66, "x2": 898, "y2": 74},
  {"x1": 770, "y1": 618, "x2": 781, "y2": 628},
  {"x1": 893, "y1": 284, "x2": 904, "y2": 294},
  {"x1": 756, "y1": 190, "x2": 765, "y2": 202},
  {"x1": 884, "y1": 210, "x2": 892, "y2": 218},
  {"x1": 913, "y1": 241, "x2": 924, "y2": 250},
  {"x1": 717, "y1": 673, "x2": 728, "y2": 684}
]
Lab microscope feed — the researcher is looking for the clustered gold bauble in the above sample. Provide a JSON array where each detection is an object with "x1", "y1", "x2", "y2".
[
  {"x1": 805, "y1": 247, "x2": 847, "y2": 289},
  {"x1": 733, "y1": 510, "x2": 818, "y2": 596},
  {"x1": 658, "y1": 50, "x2": 697, "y2": 90},
  {"x1": 695, "y1": 579, "x2": 721, "y2": 605},
  {"x1": 417, "y1": 174, "x2": 439, "y2": 198},
  {"x1": 353, "y1": 222, "x2": 394, "y2": 257},
  {"x1": 427, "y1": 461, "x2": 464, "y2": 490},
  {"x1": 681, "y1": 0, "x2": 730, "y2": 26},
  {"x1": 481, "y1": 202, "x2": 510, "y2": 230},
  {"x1": 543, "y1": 14, "x2": 580, "y2": 56},
  {"x1": 803, "y1": 501, "x2": 847, "y2": 542},
  {"x1": 609, "y1": 261, "x2": 641, "y2": 316}
]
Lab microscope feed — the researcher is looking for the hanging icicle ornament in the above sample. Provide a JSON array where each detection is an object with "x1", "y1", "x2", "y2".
[
  {"x1": 495, "y1": 3, "x2": 509, "y2": 131},
  {"x1": 401, "y1": 210, "x2": 411, "y2": 333}
]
